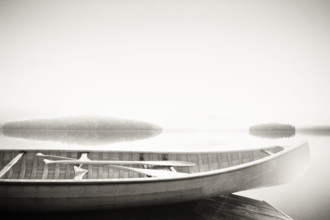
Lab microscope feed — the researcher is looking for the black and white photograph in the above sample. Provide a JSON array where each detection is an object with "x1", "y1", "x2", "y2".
[{"x1": 0, "y1": 1, "x2": 329, "y2": 219}]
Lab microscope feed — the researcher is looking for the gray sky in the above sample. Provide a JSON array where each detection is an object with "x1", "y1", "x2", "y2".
[{"x1": 0, "y1": 0, "x2": 329, "y2": 129}]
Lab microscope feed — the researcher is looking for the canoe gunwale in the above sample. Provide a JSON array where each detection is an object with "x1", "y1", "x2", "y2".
[
  {"x1": 0, "y1": 141, "x2": 308, "y2": 185},
  {"x1": 0, "y1": 144, "x2": 292, "y2": 154}
]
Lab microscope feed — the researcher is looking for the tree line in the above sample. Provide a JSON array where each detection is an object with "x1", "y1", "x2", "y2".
[{"x1": 1, "y1": 116, "x2": 162, "y2": 131}]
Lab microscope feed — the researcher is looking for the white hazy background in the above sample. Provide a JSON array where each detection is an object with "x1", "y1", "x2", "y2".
[{"x1": 1, "y1": 0, "x2": 329, "y2": 129}]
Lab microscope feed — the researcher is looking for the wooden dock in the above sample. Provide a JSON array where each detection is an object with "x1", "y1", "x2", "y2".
[
  {"x1": 2, "y1": 194, "x2": 293, "y2": 220},
  {"x1": 194, "y1": 194, "x2": 293, "y2": 220}
]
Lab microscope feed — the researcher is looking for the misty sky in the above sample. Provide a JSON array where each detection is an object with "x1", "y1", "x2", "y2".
[{"x1": 0, "y1": 0, "x2": 329, "y2": 129}]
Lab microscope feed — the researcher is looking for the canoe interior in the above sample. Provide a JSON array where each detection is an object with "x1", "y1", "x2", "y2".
[{"x1": 0, "y1": 147, "x2": 284, "y2": 180}]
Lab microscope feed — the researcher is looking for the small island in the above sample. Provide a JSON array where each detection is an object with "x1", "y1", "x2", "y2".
[
  {"x1": 249, "y1": 123, "x2": 296, "y2": 138},
  {"x1": 1, "y1": 116, "x2": 162, "y2": 145},
  {"x1": 1, "y1": 116, "x2": 162, "y2": 131}
]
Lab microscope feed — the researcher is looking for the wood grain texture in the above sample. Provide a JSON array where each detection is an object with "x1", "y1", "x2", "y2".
[
  {"x1": 0, "y1": 143, "x2": 308, "y2": 214},
  {"x1": 0, "y1": 145, "x2": 298, "y2": 182}
]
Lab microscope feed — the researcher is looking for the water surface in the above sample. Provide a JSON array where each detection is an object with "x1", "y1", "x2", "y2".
[{"x1": 0, "y1": 129, "x2": 328, "y2": 220}]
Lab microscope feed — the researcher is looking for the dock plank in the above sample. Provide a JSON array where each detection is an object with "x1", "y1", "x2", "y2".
[
  {"x1": 228, "y1": 194, "x2": 278, "y2": 211},
  {"x1": 204, "y1": 196, "x2": 290, "y2": 220},
  {"x1": 0, "y1": 194, "x2": 292, "y2": 220}
]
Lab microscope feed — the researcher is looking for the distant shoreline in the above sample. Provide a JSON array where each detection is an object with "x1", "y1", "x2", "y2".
[
  {"x1": 297, "y1": 126, "x2": 330, "y2": 131},
  {"x1": 296, "y1": 126, "x2": 330, "y2": 136}
]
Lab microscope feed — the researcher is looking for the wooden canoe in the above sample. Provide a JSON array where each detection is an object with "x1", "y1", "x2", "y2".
[{"x1": 0, "y1": 142, "x2": 309, "y2": 211}]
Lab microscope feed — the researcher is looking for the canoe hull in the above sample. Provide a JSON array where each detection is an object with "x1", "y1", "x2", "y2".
[{"x1": 0, "y1": 142, "x2": 309, "y2": 211}]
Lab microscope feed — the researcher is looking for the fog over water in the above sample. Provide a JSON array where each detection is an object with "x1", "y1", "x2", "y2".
[
  {"x1": 1, "y1": 0, "x2": 330, "y2": 219},
  {"x1": 1, "y1": 0, "x2": 330, "y2": 128}
]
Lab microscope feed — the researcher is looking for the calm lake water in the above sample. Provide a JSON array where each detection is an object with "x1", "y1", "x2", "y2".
[{"x1": 0, "y1": 129, "x2": 329, "y2": 220}]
